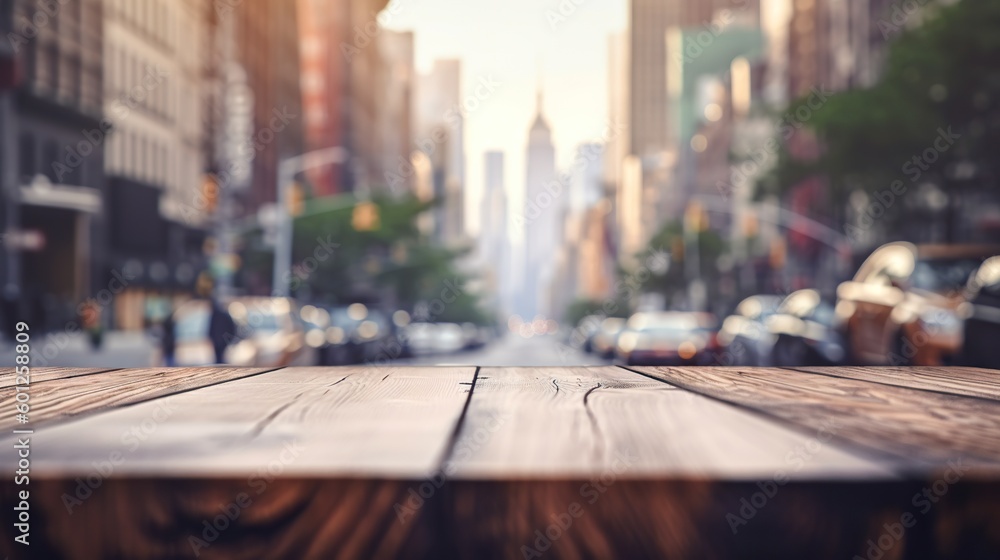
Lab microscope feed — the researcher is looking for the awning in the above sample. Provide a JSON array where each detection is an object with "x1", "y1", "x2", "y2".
[{"x1": 19, "y1": 175, "x2": 101, "y2": 214}]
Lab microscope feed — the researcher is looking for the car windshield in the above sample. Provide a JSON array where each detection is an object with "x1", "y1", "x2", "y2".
[
  {"x1": 912, "y1": 259, "x2": 982, "y2": 293},
  {"x1": 238, "y1": 311, "x2": 282, "y2": 333}
]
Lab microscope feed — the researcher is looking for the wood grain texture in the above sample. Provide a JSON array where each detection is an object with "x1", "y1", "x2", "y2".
[
  {"x1": 792, "y1": 366, "x2": 1000, "y2": 401},
  {"x1": 1, "y1": 367, "x2": 1000, "y2": 559},
  {"x1": 438, "y1": 479, "x2": 1000, "y2": 560},
  {"x1": 4, "y1": 366, "x2": 476, "y2": 478},
  {"x1": 447, "y1": 367, "x2": 891, "y2": 478},
  {"x1": 0, "y1": 367, "x2": 271, "y2": 430},
  {"x1": 631, "y1": 366, "x2": 1000, "y2": 470},
  {"x1": 0, "y1": 477, "x2": 436, "y2": 560},
  {"x1": 0, "y1": 367, "x2": 117, "y2": 388}
]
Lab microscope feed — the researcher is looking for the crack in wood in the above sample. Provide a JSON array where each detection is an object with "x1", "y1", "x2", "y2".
[{"x1": 248, "y1": 393, "x2": 303, "y2": 439}]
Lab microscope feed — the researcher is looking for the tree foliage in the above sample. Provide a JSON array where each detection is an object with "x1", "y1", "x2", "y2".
[{"x1": 757, "y1": 0, "x2": 1000, "y2": 235}]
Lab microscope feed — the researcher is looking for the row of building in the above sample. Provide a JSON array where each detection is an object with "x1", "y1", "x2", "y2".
[
  {"x1": 499, "y1": 0, "x2": 969, "y2": 321},
  {"x1": 0, "y1": 0, "x2": 435, "y2": 332}
]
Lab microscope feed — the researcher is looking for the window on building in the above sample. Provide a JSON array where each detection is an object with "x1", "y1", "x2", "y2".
[
  {"x1": 43, "y1": 141, "x2": 60, "y2": 184},
  {"x1": 19, "y1": 134, "x2": 36, "y2": 183}
]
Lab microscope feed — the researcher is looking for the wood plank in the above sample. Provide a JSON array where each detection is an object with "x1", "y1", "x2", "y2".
[
  {"x1": 792, "y1": 365, "x2": 1000, "y2": 401},
  {"x1": 2, "y1": 477, "x2": 437, "y2": 560},
  {"x1": 0, "y1": 367, "x2": 117, "y2": 388},
  {"x1": 631, "y1": 366, "x2": 1000, "y2": 469},
  {"x1": 446, "y1": 366, "x2": 891, "y2": 478},
  {"x1": 0, "y1": 367, "x2": 271, "y2": 430},
  {"x1": 438, "y1": 479, "x2": 1000, "y2": 560},
  {"x1": 4, "y1": 366, "x2": 476, "y2": 477}
]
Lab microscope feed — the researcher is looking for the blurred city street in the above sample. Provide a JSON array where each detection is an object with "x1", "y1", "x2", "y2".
[
  {"x1": 1, "y1": 0, "x2": 999, "y2": 372},
  {"x1": 0, "y1": 331, "x2": 155, "y2": 368},
  {"x1": 3, "y1": 330, "x2": 603, "y2": 369},
  {"x1": 398, "y1": 334, "x2": 606, "y2": 367}
]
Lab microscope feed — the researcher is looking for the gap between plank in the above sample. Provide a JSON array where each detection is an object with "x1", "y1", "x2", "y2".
[
  {"x1": 784, "y1": 366, "x2": 1000, "y2": 404},
  {"x1": 2, "y1": 367, "x2": 120, "y2": 388},
  {"x1": 25, "y1": 366, "x2": 287, "y2": 431},
  {"x1": 615, "y1": 365, "x2": 909, "y2": 473},
  {"x1": 433, "y1": 366, "x2": 481, "y2": 472}
]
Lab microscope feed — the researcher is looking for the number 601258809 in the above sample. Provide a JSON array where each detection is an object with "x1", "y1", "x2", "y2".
[{"x1": 15, "y1": 322, "x2": 30, "y2": 383}]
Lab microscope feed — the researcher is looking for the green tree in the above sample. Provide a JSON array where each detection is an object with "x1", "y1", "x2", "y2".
[{"x1": 758, "y1": 0, "x2": 1000, "y2": 240}]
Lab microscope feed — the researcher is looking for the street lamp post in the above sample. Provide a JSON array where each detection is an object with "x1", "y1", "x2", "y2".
[{"x1": 272, "y1": 147, "x2": 349, "y2": 297}]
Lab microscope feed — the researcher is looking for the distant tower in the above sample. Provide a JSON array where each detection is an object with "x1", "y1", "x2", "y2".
[
  {"x1": 521, "y1": 88, "x2": 558, "y2": 319},
  {"x1": 481, "y1": 152, "x2": 509, "y2": 316}
]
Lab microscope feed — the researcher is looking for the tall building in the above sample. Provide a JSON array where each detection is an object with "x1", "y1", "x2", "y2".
[
  {"x1": 479, "y1": 151, "x2": 509, "y2": 315},
  {"x1": 299, "y1": 0, "x2": 412, "y2": 198},
  {"x1": 416, "y1": 59, "x2": 465, "y2": 245},
  {"x1": 521, "y1": 91, "x2": 558, "y2": 319},
  {"x1": 626, "y1": 0, "x2": 763, "y2": 237},
  {"x1": 628, "y1": 0, "x2": 758, "y2": 158},
  {"x1": 0, "y1": 0, "x2": 106, "y2": 331},
  {"x1": 378, "y1": 30, "x2": 414, "y2": 194},
  {"x1": 102, "y1": 0, "x2": 212, "y2": 330},
  {"x1": 212, "y1": 0, "x2": 303, "y2": 214}
]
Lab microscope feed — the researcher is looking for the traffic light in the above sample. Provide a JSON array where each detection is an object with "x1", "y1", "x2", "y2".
[
  {"x1": 288, "y1": 181, "x2": 305, "y2": 217},
  {"x1": 352, "y1": 201, "x2": 380, "y2": 231},
  {"x1": 769, "y1": 238, "x2": 786, "y2": 269},
  {"x1": 742, "y1": 212, "x2": 759, "y2": 238},
  {"x1": 201, "y1": 175, "x2": 220, "y2": 213}
]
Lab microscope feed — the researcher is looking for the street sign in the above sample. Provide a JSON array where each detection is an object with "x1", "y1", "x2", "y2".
[{"x1": 2, "y1": 230, "x2": 45, "y2": 251}]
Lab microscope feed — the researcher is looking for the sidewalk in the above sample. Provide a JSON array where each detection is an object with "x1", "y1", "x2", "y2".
[{"x1": 0, "y1": 330, "x2": 156, "y2": 368}]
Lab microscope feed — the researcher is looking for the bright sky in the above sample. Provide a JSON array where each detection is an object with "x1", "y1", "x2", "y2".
[{"x1": 382, "y1": 0, "x2": 627, "y2": 236}]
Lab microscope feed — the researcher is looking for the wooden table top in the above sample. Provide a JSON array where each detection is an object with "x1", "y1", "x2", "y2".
[{"x1": 2, "y1": 365, "x2": 999, "y2": 559}]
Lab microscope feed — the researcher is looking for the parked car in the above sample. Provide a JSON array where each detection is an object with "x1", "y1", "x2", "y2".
[
  {"x1": 717, "y1": 295, "x2": 784, "y2": 365},
  {"x1": 836, "y1": 242, "x2": 999, "y2": 366},
  {"x1": 960, "y1": 256, "x2": 1000, "y2": 368},
  {"x1": 768, "y1": 290, "x2": 846, "y2": 366},
  {"x1": 591, "y1": 317, "x2": 627, "y2": 359},
  {"x1": 615, "y1": 312, "x2": 720, "y2": 366},
  {"x1": 575, "y1": 315, "x2": 604, "y2": 353},
  {"x1": 403, "y1": 322, "x2": 466, "y2": 355},
  {"x1": 172, "y1": 297, "x2": 308, "y2": 367},
  {"x1": 226, "y1": 297, "x2": 309, "y2": 367}
]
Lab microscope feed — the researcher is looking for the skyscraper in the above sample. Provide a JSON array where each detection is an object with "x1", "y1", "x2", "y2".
[
  {"x1": 521, "y1": 90, "x2": 558, "y2": 319},
  {"x1": 416, "y1": 59, "x2": 466, "y2": 246},
  {"x1": 480, "y1": 151, "x2": 509, "y2": 315}
]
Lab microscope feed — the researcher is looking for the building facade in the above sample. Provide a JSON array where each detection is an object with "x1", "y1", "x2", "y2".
[
  {"x1": 416, "y1": 59, "x2": 465, "y2": 246},
  {"x1": 521, "y1": 92, "x2": 558, "y2": 320},
  {"x1": 479, "y1": 151, "x2": 509, "y2": 316},
  {"x1": 298, "y1": 0, "x2": 390, "y2": 198},
  {"x1": 0, "y1": 0, "x2": 106, "y2": 332},
  {"x1": 102, "y1": 0, "x2": 213, "y2": 330}
]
